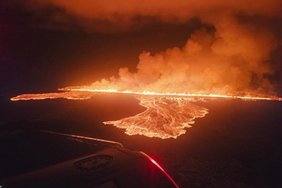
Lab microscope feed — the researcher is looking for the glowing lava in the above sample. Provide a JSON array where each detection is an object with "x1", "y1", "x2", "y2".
[
  {"x1": 60, "y1": 88, "x2": 282, "y2": 101},
  {"x1": 10, "y1": 88, "x2": 282, "y2": 139},
  {"x1": 104, "y1": 97, "x2": 208, "y2": 139},
  {"x1": 10, "y1": 92, "x2": 92, "y2": 101},
  {"x1": 11, "y1": 88, "x2": 282, "y2": 102}
]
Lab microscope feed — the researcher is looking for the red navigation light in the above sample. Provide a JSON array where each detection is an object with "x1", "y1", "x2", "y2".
[{"x1": 140, "y1": 152, "x2": 179, "y2": 188}]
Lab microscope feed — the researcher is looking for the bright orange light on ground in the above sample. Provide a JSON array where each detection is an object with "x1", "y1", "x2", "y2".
[{"x1": 10, "y1": 88, "x2": 282, "y2": 139}]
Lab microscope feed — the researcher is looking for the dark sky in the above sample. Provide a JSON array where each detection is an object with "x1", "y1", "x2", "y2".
[{"x1": 0, "y1": 2, "x2": 204, "y2": 96}]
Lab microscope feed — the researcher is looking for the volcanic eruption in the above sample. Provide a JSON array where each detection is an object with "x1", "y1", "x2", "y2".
[{"x1": 11, "y1": 0, "x2": 282, "y2": 139}]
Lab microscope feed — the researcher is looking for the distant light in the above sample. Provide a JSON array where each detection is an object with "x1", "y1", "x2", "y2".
[{"x1": 141, "y1": 152, "x2": 179, "y2": 188}]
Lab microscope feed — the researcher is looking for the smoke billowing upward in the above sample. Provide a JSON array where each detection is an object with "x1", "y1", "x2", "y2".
[
  {"x1": 83, "y1": 18, "x2": 277, "y2": 95},
  {"x1": 18, "y1": 0, "x2": 282, "y2": 95}
]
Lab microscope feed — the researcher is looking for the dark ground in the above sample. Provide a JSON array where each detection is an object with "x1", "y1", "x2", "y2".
[{"x1": 0, "y1": 94, "x2": 281, "y2": 188}]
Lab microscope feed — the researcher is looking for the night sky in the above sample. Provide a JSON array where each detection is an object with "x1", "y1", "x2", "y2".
[
  {"x1": 1, "y1": 1, "x2": 205, "y2": 97},
  {"x1": 1, "y1": 1, "x2": 282, "y2": 187}
]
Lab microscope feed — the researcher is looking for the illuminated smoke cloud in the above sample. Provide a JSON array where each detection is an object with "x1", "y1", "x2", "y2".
[
  {"x1": 82, "y1": 18, "x2": 276, "y2": 95},
  {"x1": 25, "y1": 0, "x2": 280, "y2": 95}
]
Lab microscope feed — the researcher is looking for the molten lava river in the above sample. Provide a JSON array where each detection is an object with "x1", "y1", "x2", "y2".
[
  {"x1": 10, "y1": 89, "x2": 282, "y2": 139},
  {"x1": 104, "y1": 97, "x2": 208, "y2": 139}
]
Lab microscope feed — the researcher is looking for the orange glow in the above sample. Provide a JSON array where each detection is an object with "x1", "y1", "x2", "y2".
[
  {"x1": 11, "y1": 0, "x2": 282, "y2": 140},
  {"x1": 10, "y1": 92, "x2": 92, "y2": 101},
  {"x1": 10, "y1": 88, "x2": 282, "y2": 139},
  {"x1": 10, "y1": 88, "x2": 282, "y2": 102},
  {"x1": 104, "y1": 97, "x2": 208, "y2": 139},
  {"x1": 59, "y1": 88, "x2": 282, "y2": 101}
]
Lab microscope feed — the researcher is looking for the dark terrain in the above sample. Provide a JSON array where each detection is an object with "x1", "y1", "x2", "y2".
[{"x1": 1, "y1": 94, "x2": 281, "y2": 187}]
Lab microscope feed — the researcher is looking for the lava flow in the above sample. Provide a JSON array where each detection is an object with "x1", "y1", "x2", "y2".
[
  {"x1": 10, "y1": 91, "x2": 93, "y2": 101},
  {"x1": 10, "y1": 90, "x2": 209, "y2": 139},
  {"x1": 9, "y1": 12, "x2": 282, "y2": 139},
  {"x1": 104, "y1": 96, "x2": 208, "y2": 139},
  {"x1": 10, "y1": 89, "x2": 282, "y2": 139}
]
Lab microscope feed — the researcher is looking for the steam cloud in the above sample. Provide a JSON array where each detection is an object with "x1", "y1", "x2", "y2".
[{"x1": 25, "y1": 0, "x2": 282, "y2": 95}]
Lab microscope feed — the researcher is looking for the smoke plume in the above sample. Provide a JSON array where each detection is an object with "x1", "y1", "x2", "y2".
[
  {"x1": 78, "y1": 17, "x2": 275, "y2": 95},
  {"x1": 23, "y1": 0, "x2": 282, "y2": 95}
]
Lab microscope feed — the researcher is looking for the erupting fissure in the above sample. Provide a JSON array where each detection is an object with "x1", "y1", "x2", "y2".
[
  {"x1": 11, "y1": 88, "x2": 282, "y2": 102},
  {"x1": 10, "y1": 88, "x2": 282, "y2": 139},
  {"x1": 61, "y1": 88, "x2": 282, "y2": 101},
  {"x1": 9, "y1": 0, "x2": 282, "y2": 139},
  {"x1": 9, "y1": 7, "x2": 282, "y2": 139}
]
